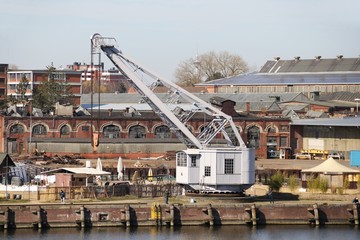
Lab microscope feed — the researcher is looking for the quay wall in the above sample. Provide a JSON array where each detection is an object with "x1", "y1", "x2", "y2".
[{"x1": 0, "y1": 202, "x2": 359, "y2": 229}]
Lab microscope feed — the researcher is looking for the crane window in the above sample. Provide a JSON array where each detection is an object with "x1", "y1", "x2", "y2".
[
  {"x1": 204, "y1": 166, "x2": 211, "y2": 176},
  {"x1": 176, "y1": 152, "x2": 187, "y2": 167},
  {"x1": 191, "y1": 156, "x2": 197, "y2": 167},
  {"x1": 224, "y1": 159, "x2": 234, "y2": 174}
]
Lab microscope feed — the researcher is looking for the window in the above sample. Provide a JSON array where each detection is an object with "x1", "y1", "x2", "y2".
[
  {"x1": 191, "y1": 156, "x2": 197, "y2": 167},
  {"x1": 82, "y1": 126, "x2": 89, "y2": 132},
  {"x1": 247, "y1": 126, "x2": 260, "y2": 149},
  {"x1": 10, "y1": 124, "x2": 24, "y2": 134},
  {"x1": 154, "y1": 125, "x2": 171, "y2": 138},
  {"x1": 32, "y1": 124, "x2": 47, "y2": 135},
  {"x1": 204, "y1": 166, "x2": 211, "y2": 177},
  {"x1": 267, "y1": 126, "x2": 276, "y2": 133},
  {"x1": 176, "y1": 152, "x2": 187, "y2": 167},
  {"x1": 129, "y1": 125, "x2": 146, "y2": 138},
  {"x1": 103, "y1": 124, "x2": 120, "y2": 138},
  {"x1": 60, "y1": 125, "x2": 70, "y2": 135},
  {"x1": 280, "y1": 125, "x2": 288, "y2": 132},
  {"x1": 224, "y1": 159, "x2": 234, "y2": 174},
  {"x1": 280, "y1": 136, "x2": 287, "y2": 147}
]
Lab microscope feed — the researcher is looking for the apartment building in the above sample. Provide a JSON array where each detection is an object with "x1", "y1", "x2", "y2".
[{"x1": 7, "y1": 69, "x2": 82, "y2": 105}]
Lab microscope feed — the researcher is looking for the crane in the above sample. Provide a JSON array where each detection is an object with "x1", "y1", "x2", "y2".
[{"x1": 91, "y1": 33, "x2": 255, "y2": 193}]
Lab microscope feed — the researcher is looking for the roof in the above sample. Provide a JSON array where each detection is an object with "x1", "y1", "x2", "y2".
[
  {"x1": 41, "y1": 167, "x2": 111, "y2": 175},
  {"x1": 259, "y1": 57, "x2": 360, "y2": 73},
  {"x1": 291, "y1": 116, "x2": 360, "y2": 126},
  {"x1": 196, "y1": 72, "x2": 360, "y2": 86},
  {"x1": 302, "y1": 157, "x2": 360, "y2": 174}
]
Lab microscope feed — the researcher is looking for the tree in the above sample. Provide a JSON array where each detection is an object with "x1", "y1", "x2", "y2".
[
  {"x1": 33, "y1": 64, "x2": 73, "y2": 113},
  {"x1": 16, "y1": 74, "x2": 30, "y2": 104},
  {"x1": 175, "y1": 51, "x2": 249, "y2": 87}
]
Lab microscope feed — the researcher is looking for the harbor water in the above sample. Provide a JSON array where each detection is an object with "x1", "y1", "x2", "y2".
[{"x1": 2, "y1": 225, "x2": 360, "y2": 240}]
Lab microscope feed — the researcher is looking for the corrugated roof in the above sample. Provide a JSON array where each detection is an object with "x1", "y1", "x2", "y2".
[
  {"x1": 81, "y1": 92, "x2": 307, "y2": 105},
  {"x1": 260, "y1": 57, "x2": 360, "y2": 73},
  {"x1": 197, "y1": 72, "x2": 360, "y2": 86},
  {"x1": 291, "y1": 116, "x2": 360, "y2": 126}
]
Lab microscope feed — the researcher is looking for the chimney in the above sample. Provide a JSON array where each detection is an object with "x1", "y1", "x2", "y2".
[
  {"x1": 315, "y1": 56, "x2": 322, "y2": 60},
  {"x1": 294, "y1": 56, "x2": 301, "y2": 61},
  {"x1": 274, "y1": 57, "x2": 280, "y2": 61},
  {"x1": 336, "y1": 55, "x2": 343, "y2": 60}
]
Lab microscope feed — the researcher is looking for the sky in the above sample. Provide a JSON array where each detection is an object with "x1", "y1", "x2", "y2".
[{"x1": 1, "y1": 0, "x2": 360, "y2": 80}]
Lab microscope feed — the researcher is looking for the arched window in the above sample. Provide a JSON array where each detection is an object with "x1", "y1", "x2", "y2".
[
  {"x1": 32, "y1": 124, "x2": 47, "y2": 136},
  {"x1": 129, "y1": 125, "x2": 146, "y2": 138},
  {"x1": 60, "y1": 125, "x2": 70, "y2": 136},
  {"x1": 103, "y1": 124, "x2": 120, "y2": 138},
  {"x1": 247, "y1": 126, "x2": 260, "y2": 149},
  {"x1": 154, "y1": 125, "x2": 171, "y2": 138},
  {"x1": 10, "y1": 124, "x2": 24, "y2": 134}
]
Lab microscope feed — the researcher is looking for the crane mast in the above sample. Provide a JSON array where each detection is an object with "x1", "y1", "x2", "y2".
[{"x1": 91, "y1": 33, "x2": 255, "y2": 193}]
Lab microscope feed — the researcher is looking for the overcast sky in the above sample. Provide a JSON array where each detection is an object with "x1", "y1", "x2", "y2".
[{"x1": 1, "y1": 0, "x2": 359, "y2": 80}]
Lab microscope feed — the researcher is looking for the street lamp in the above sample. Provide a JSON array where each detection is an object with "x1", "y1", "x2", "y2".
[
  {"x1": 28, "y1": 98, "x2": 33, "y2": 154},
  {"x1": 355, "y1": 98, "x2": 360, "y2": 113}
]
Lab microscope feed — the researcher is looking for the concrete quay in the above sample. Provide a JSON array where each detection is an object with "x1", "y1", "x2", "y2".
[{"x1": 0, "y1": 195, "x2": 359, "y2": 229}]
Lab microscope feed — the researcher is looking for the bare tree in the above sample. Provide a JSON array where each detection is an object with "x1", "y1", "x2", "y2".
[{"x1": 175, "y1": 51, "x2": 249, "y2": 86}]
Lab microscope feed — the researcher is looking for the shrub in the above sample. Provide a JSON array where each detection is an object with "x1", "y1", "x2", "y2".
[
  {"x1": 268, "y1": 171, "x2": 285, "y2": 191},
  {"x1": 288, "y1": 175, "x2": 297, "y2": 192},
  {"x1": 319, "y1": 178, "x2": 329, "y2": 193}
]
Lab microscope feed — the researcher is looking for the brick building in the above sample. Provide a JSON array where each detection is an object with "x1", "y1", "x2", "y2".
[
  {"x1": 1, "y1": 98, "x2": 291, "y2": 160},
  {"x1": 0, "y1": 64, "x2": 8, "y2": 101}
]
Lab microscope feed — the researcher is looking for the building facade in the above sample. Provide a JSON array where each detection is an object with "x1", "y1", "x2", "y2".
[
  {"x1": 1, "y1": 108, "x2": 291, "y2": 160},
  {"x1": 197, "y1": 57, "x2": 360, "y2": 98},
  {"x1": 7, "y1": 69, "x2": 82, "y2": 105},
  {"x1": 0, "y1": 64, "x2": 8, "y2": 102}
]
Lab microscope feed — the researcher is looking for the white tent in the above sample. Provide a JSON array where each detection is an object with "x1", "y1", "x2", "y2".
[
  {"x1": 117, "y1": 157, "x2": 123, "y2": 180},
  {"x1": 302, "y1": 157, "x2": 360, "y2": 174},
  {"x1": 302, "y1": 157, "x2": 360, "y2": 189}
]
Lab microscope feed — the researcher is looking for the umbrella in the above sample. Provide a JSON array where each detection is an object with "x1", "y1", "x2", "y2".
[
  {"x1": 148, "y1": 168, "x2": 153, "y2": 182},
  {"x1": 96, "y1": 158, "x2": 102, "y2": 182},
  {"x1": 117, "y1": 157, "x2": 123, "y2": 180}
]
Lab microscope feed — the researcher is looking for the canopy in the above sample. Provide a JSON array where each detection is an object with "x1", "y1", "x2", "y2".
[
  {"x1": 302, "y1": 157, "x2": 360, "y2": 174},
  {"x1": 41, "y1": 167, "x2": 110, "y2": 175}
]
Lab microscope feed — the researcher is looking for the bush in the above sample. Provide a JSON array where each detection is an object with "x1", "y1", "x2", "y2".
[
  {"x1": 307, "y1": 175, "x2": 328, "y2": 193},
  {"x1": 319, "y1": 178, "x2": 329, "y2": 193},
  {"x1": 268, "y1": 171, "x2": 285, "y2": 191},
  {"x1": 288, "y1": 175, "x2": 297, "y2": 192}
]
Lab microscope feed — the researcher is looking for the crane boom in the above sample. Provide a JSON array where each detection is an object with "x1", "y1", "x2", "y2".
[{"x1": 91, "y1": 33, "x2": 246, "y2": 149}]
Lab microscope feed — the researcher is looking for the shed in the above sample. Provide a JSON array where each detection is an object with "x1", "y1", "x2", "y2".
[
  {"x1": 301, "y1": 157, "x2": 360, "y2": 190},
  {"x1": 41, "y1": 167, "x2": 111, "y2": 187}
]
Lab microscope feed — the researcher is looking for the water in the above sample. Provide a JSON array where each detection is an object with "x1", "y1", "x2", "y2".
[{"x1": 2, "y1": 225, "x2": 360, "y2": 240}]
